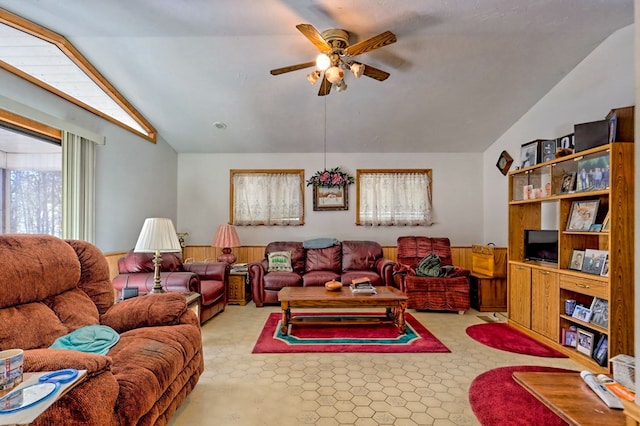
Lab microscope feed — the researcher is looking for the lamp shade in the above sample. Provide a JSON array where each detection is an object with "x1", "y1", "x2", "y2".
[
  {"x1": 134, "y1": 218, "x2": 182, "y2": 253},
  {"x1": 212, "y1": 224, "x2": 241, "y2": 248}
]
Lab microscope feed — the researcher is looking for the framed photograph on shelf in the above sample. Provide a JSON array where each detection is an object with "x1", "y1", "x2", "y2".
[
  {"x1": 576, "y1": 155, "x2": 610, "y2": 191},
  {"x1": 601, "y1": 212, "x2": 611, "y2": 231},
  {"x1": 566, "y1": 200, "x2": 599, "y2": 231},
  {"x1": 568, "y1": 249, "x2": 585, "y2": 271},
  {"x1": 589, "y1": 297, "x2": 609, "y2": 328},
  {"x1": 588, "y1": 224, "x2": 602, "y2": 232},
  {"x1": 520, "y1": 141, "x2": 538, "y2": 168},
  {"x1": 571, "y1": 305, "x2": 593, "y2": 323},
  {"x1": 581, "y1": 249, "x2": 608, "y2": 275},
  {"x1": 593, "y1": 335, "x2": 608, "y2": 367},
  {"x1": 313, "y1": 186, "x2": 348, "y2": 211},
  {"x1": 576, "y1": 328, "x2": 595, "y2": 356},
  {"x1": 559, "y1": 172, "x2": 576, "y2": 194},
  {"x1": 561, "y1": 328, "x2": 578, "y2": 348},
  {"x1": 600, "y1": 260, "x2": 609, "y2": 277}
]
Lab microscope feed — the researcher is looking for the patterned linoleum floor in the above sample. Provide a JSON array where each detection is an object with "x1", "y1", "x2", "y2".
[{"x1": 168, "y1": 304, "x2": 582, "y2": 426}]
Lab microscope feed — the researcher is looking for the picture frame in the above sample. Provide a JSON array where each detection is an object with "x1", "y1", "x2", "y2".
[
  {"x1": 589, "y1": 297, "x2": 609, "y2": 328},
  {"x1": 572, "y1": 305, "x2": 593, "y2": 323},
  {"x1": 313, "y1": 185, "x2": 348, "y2": 211},
  {"x1": 540, "y1": 140, "x2": 557, "y2": 163},
  {"x1": 601, "y1": 211, "x2": 611, "y2": 231},
  {"x1": 576, "y1": 328, "x2": 595, "y2": 356},
  {"x1": 566, "y1": 200, "x2": 599, "y2": 231},
  {"x1": 588, "y1": 224, "x2": 602, "y2": 232},
  {"x1": 600, "y1": 259, "x2": 609, "y2": 277},
  {"x1": 576, "y1": 154, "x2": 610, "y2": 191},
  {"x1": 562, "y1": 328, "x2": 578, "y2": 348},
  {"x1": 581, "y1": 249, "x2": 608, "y2": 275},
  {"x1": 593, "y1": 335, "x2": 608, "y2": 367},
  {"x1": 568, "y1": 249, "x2": 585, "y2": 271},
  {"x1": 559, "y1": 172, "x2": 576, "y2": 194},
  {"x1": 520, "y1": 141, "x2": 538, "y2": 168}
]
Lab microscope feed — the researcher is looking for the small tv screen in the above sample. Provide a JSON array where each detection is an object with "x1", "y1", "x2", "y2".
[{"x1": 524, "y1": 230, "x2": 558, "y2": 263}]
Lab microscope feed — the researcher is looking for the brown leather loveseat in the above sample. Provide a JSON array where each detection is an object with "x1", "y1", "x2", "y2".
[
  {"x1": 0, "y1": 234, "x2": 203, "y2": 425},
  {"x1": 249, "y1": 240, "x2": 394, "y2": 306},
  {"x1": 112, "y1": 250, "x2": 229, "y2": 324}
]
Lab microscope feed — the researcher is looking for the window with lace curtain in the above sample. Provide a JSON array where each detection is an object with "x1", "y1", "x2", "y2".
[
  {"x1": 231, "y1": 170, "x2": 305, "y2": 226},
  {"x1": 356, "y1": 169, "x2": 433, "y2": 226}
]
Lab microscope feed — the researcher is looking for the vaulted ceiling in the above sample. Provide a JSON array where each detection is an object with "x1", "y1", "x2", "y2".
[{"x1": 0, "y1": 0, "x2": 633, "y2": 154}]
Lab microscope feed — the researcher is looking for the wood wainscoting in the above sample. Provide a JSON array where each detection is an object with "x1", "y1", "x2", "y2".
[{"x1": 105, "y1": 245, "x2": 507, "y2": 281}]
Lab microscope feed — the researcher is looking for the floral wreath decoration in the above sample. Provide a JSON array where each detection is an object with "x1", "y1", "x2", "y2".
[{"x1": 306, "y1": 167, "x2": 355, "y2": 188}]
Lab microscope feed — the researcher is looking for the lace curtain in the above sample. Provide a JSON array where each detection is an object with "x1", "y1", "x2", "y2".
[
  {"x1": 358, "y1": 171, "x2": 432, "y2": 226},
  {"x1": 233, "y1": 172, "x2": 303, "y2": 226}
]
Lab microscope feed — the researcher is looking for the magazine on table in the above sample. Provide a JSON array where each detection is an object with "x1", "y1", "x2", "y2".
[{"x1": 350, "y1": 277, "x2": 376, "y2": 294}]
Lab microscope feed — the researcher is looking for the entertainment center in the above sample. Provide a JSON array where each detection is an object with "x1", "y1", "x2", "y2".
[{"x1": 507, "y1": 140, "x2": 634, "y2": 373}]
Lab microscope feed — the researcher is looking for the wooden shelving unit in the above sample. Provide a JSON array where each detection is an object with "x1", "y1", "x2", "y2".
[{"x1": 507, "y1": 142, "x2": 634, "y2": 373}]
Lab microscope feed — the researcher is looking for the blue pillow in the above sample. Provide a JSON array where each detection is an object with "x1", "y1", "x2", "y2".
[{"x1": 303, "y1": 238, "x2": 340, "y2": 249}]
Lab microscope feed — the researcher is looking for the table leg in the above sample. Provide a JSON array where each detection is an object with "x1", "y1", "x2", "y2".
[
  {"x1": 281, "y1": 302, "x2": 290, "y2": 335},
  {"x1": 396, "y1": 302, "x2": 407, "y2": 334}
]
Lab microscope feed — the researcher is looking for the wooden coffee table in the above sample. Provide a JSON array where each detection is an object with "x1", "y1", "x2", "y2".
[{"x1": 278, "y1": 286, "x2": 408, "y2": 335}]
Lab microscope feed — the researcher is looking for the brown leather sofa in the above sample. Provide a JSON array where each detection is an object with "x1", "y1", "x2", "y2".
[
  {"x1": 0, "y1": 234, "x2": 203, "y2": 425},
  {"x1": 249, "y1": 240, "x2": 394, "y2": 306},
  {"x1": 112, "y1": 250, "x2": 229, "y2": 324},
  {"x1": 393, "y1": 236, "x2": 471, "y2": 313}
]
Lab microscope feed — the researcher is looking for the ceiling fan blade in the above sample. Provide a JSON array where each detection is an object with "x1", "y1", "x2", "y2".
[
  {"x1": 360, "y1": 63, "x2": 390, "y2": 81},
  {"x1": 318, "y1": 75, "x2": 332, "y2": 96},
  {"x1": 343, "y1": 30, "x2": 397, "y2": 57},
  {"x1": 270, "y1": 61, "x2": 317, "y2": 75},
  {"x1": 296, "y1": 24, "x2": 331, "y2": 52}
]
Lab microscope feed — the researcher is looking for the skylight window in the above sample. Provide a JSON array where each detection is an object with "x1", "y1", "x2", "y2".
[{"x1": 0, "y1": 10, "x2": 156, "y2": 141}]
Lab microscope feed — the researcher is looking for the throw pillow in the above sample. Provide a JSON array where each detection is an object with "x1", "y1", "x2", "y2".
[{"x1": 268, "y1": 251, "x2": 293, "y2": 272}]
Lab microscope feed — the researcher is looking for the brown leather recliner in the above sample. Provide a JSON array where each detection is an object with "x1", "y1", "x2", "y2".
[
  {"x1": 112, "y1": 250, "x2": 229, "y2": 324},
  {"x1": 249, "y1": 240, "x2": 394, "y2": 306},
  {"x1": 393, "y1": 236, "x2": 470, "y2": 313}
]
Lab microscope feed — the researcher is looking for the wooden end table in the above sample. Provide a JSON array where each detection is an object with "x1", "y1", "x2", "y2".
[
  {"x1": 228, "y1": 269, "x2": 251, "y2": 305},
  {"x1": 277, "y1": 286, "x2": 408, "y2": 336}
]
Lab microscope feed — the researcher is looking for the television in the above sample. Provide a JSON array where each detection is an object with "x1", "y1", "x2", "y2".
[{"x1": 524, "y1": 230, "x2": 558, "y2": 263}]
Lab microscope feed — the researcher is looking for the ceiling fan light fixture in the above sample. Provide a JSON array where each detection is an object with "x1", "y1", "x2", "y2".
[
  {"x1": 316, "y1": 53, "x2": 331, "y2": 71},
  {"x1": 336, "y1": 80, "x2": 348, "y2": 92},
  {"x1": 350, "y1": 63, "x2": 365, "y2": 78},
  {"x1": 325, "y1": 66, "x2": 344, "y2": 84},
  {"x1": 306, "y1": 70, "x2": 320, "y2": 85}
]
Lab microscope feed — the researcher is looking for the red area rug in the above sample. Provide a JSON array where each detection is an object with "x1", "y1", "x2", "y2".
[
  {"x1": 466, "y1": 322, "x2": 567, "y2": 357},
  {"x1": 469, "y1": 365, "x2": 576, "y2": 425},
  {"x1": 252, "y1": 312, "x2": 450, "y2": 353}
]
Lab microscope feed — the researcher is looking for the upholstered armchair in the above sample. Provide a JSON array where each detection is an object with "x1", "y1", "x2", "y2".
[{"x1": 393, "y1": 236, "x2": 470, "y2": 314}]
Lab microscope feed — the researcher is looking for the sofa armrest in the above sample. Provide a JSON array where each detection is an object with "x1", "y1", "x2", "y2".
[
  {"x1": 375, "y1": 258, "x2": 395, "y2": 286},
  {"x1": 24, "y1": 348, "x2": 111, "y2": 378},
  {"x1": 248, "y1": 261, "x2": 267, "y2": 306},
  {"x1": 100, "y1": 293, "x2": 187, "y2": 333},
  {"x1": 183, "y1": 262, "x2": 229, "y2": 281},
  {"x1": 448, "y1": 266, "x2": 471, "y2": 278},
  {"x1": 112, "y1": 272, "x2": 199, "y2": 295}
]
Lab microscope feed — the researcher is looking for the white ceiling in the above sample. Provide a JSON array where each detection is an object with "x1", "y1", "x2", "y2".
[{"x1": 0, "y1": 0, "x2": 633, "y2": 154}]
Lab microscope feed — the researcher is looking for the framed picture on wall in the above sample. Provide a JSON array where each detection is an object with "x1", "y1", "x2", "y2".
[{"x1": 313, "y1": 186, "x2": 348, "y2": 211}]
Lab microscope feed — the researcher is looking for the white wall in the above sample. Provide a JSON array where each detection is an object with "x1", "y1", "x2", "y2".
[
  {"x1": 177, "y1": 152, "x2": 483, "y2": 247},
  {"x1": 0, "y1": 70, "x2": 179, "y2": 253},
  {"x1": 483, "y1": 25, "x2": 635, "y2": 246}
]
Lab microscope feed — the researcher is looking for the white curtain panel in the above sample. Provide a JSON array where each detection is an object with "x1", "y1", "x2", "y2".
[
  {"x1": 233, "y1": 172, "x2": 302, "y2": 226},
  {"x1": 62, "y1": 131, "x2": 96, "y2": 242},
  {"x1": 359, "y1": 172, "x2": 432, "y2": 226}
]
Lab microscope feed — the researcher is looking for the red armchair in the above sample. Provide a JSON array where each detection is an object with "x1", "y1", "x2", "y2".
[{"x1": 393, "y1": 236, "x2": 470, "y2": 314}]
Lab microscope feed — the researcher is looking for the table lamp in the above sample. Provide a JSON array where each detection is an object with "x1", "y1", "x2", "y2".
[
  {"x1": 212, "y1": 224, "x2": 241, "y2": 264},
  {"x1": 134, "y1": 218, "x2": 182, "y2": 293}
]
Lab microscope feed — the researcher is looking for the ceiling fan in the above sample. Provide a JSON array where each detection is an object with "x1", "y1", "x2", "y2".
[{"x1": 270, "y1": 24, "x2": 397, "y2": 96}]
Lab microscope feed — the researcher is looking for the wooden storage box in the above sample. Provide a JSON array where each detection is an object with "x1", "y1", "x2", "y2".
[{"x1": 471, "y1": 245, "x2": 506, "y2": 277}]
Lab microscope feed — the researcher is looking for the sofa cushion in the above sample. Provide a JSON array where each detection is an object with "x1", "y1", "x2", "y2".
[
  {"x1": 44, "y1": 288, "x2": 100, "y2": 331},
  {"x1": 342, "y1": 241, "x2": 381, "y2": 271},
  {"x1": 302, "y1": 270, "x2": 340, "y2": 286},
  {"x1": 263, "y1": 272, "x2": 302, "y2": 290},
  {"x1": 341, "y1": 270, "x2": 382, "y2": 286},
  {"x1": 397, "y1": 236, "x2": 454, "y2": 267},
  {"x1": 306, "y1": 245, "x2": 341, "y2": 272},
  {"x1": 199, "y1": 280, "x2": 225, "y2": 306},
  {"x1": 0, "y1": 303, "x2": 69, "y2": 349},
  {"x1": 268, "y1": 251, "x2": 293, "y2": 272},
  {"x1": 118, "y1": 250, "x2": 183, "y2": 273}
]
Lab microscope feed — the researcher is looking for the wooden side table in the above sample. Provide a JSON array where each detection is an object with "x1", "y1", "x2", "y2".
[
  {"x1": 183, "y1": 292, "x2": 201, "y2": 322},
  {"x1": 469, "y1": 272, "x2": 507, "y2": 312},
  {"x1": 228, "y1": 269, "x2": 251, "y2": 305}
]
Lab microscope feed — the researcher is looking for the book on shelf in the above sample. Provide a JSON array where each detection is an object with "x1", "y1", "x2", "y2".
[{"x1": 349, "y1": 278, "x2": 376, "y2": 294}]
